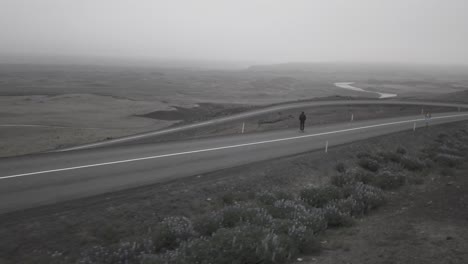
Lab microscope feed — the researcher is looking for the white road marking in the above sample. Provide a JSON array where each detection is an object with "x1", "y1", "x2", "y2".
[
  {"x1": 58, "y1": 100, "x2": 468, "y2": 152},
  {"x1": 2, "y1": 113, "x2": 468, "y2": 180}
]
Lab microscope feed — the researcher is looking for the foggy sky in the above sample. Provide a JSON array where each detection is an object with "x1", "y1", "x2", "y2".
[{"x1": 1, "y1": 0, "x2": 468, "y2": 65}]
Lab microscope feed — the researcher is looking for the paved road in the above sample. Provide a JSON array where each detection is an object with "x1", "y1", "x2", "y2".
[
  {"x1": 1, "y1": 111, "x2": 468, "y2": 214},
  {"x1": 58, "y1": 100, "x2": 468, "y2": 151}
]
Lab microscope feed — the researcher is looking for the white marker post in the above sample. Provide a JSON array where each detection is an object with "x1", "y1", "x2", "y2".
[
  {"x1": 351, "y1": 113, "x2": 354, "y2": 122},
  {"x1": 413, "y1": 122, "x2": 416, "y2": 132},
  {"x1": 325, "y1": 140, "x2": 329, "y2": 153},
  {"x1": 241, "y1": 122, "x2": 245, "y2": 134}
]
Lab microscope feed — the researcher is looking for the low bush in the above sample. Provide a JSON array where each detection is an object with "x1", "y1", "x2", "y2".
[
  {"x1": 438, "y1": 145, "x2": 466, "y2": 157},
  {"x1": 220, "y1": 205, "x2": 274, "y2": 228},
  {"x1": 357, "y1": 157, "x2": 380, "y2": 172},
  {"x1": 271, "y1": 219, "x2": 320, "y2": 254},
  {"x1": 434, "y1": 153, "x2": 463, "y2": 167},
  {"x1": 326, "y1": 197, "x2": 362, "y2": 217},
  {"x1": 323, "y1": 204, "x2": 353, "y2": 227},
  {"x1": 195, "y1": 204, "x2": 273, "y2": 236},
  {"x1": 256, "y1": 191, "x2": 278, "y2": 205},
  {"x1": 344, "y1": 183, "x2": 386, "y2": 214},
  {"x1": 399, "y1": 156, "x2": 425, "y2": 171},
  {"x1": 356, "y1": 152, "x2": 372, "y2": 159},
  {"x1": 331, "y1": 168, "x2": 375, "y2": 187},
  {"x1": 153, "y1": 216, "x2": 196, "y2": 251},
  {"x1": 151, "y1": 224, "x2": 297, "y2": 264},
  {"x1": 396, "y1": 146, "x2": 407, "y2": 155},
  {"x1": 347, "y1": 167, "x2": 375, "y2": 184},
  {"x1": 330, "y1": 173, "x2": 355, "y2": 187},
  {"x1": 372, "y1": 170, "x2": 406, "y2": 190},
  {"x1": 274, "y1": 190, "x2": 295, "y2": 201},
  {"x1": 193, "y1": 212, "x2": 223, "y2": 236},
  {"x1": 378, "y1": 151, "x2": 402, "y2": 163},
  {"x1": 80, "y1": 239, "x2": 154, "y2": 264},
  {"x1": 267, "y1": 199, "x2": 327, "y2": 234},
  {"x1": 300, "y1": 186, "x2": 343, "y2": 208},
  {"x1": 335, "y1": 162, "x2": 346, "y2": 173}
]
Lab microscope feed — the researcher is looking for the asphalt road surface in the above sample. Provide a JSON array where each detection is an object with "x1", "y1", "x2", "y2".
[
  {"x1": 58, "y1": 99, "x2": 468, "y2": 151},
  {"x1": 1, "y1": 111, "x2": 468, "y2": 214}
]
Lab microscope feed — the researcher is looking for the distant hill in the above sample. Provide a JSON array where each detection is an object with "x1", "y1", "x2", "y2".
[{"x1": 436, "y1": 89, "x2": 468, "y2": 103}]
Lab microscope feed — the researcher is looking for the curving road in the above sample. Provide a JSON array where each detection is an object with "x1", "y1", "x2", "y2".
[
  {"x1": 58, "y1": 100, "x2": 468, "y2": 151},
  {"x1": 1, "y1": 108, "x2": 468, "y2": 214}
]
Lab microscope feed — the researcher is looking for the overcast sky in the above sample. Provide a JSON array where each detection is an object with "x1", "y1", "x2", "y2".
[{"x1": 1, "y1": 0, "x2": 467, "y2": 65}]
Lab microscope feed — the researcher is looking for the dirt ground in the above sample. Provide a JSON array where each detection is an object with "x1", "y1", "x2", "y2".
[
  {"x1": 137, "y1": 104, "x2": 457, "y2": 144},
  {"x1": 302, "y1": 168, "x2": 468, "y2": 264},
  {"x1": 1, "y1": 93, "x2": 458, "y2": 157},
  {"x1": 1, "y1": 121, "x2": 467, "y2": 263},
  {"x1": 2, "y1": 63, "x2": 467, "y2": 158}
]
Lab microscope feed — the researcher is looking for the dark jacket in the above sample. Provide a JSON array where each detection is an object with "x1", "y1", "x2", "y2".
[{"x1": 299, "y1": 113, "x2": 306, "y2": 122}]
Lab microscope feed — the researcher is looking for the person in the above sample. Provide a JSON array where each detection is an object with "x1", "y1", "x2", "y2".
[
  {"x1": 425, "y1": 111, "x2": 431, "y2": 128},
  {"x1": 299, "y1": 112, "x2": 306, "y2": 132}
]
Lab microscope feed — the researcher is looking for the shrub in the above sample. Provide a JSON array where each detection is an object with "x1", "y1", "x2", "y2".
[
  {"x1": 346, "y1": 167, "x2": 375, "y2": 184},
  {"x1": 196, "y1": 204, "x2": 274, "y2": 234},
  {"x1": 274, "y1": 190, "x2": 295, "y2": 201},
  {"x1": 323, "y1": 204, "x2": 353, "y2": 227},
  {"x1": 300, "y1": 186, "x2": 343, "y2": 208},
  {"x1": 331, "y1": 168, "x2": 375, "y2": 187},
  {"x1": 193, "y1": 212, "x2": 223, "y2": 236},
  {"x1": 256, "y1": 191, "x2": 278, "y2": 205},
  {"x1": 267, "y1": 199, "x2": 305, "y2": 219},
  {"x1": 335, "y1": 162, "x2": 346, "y2": 173},
  {"x1": 330, "y1": 173, "x2": 355, "y2": 187},
  {"x1": 356, "y1": 152, "x2": 372, "y2": 159},
  {"x1": 399, "y1": 156, "x2": 424, "y2": 171},
  {"x1": 79, "y1": 239, "x2": 154, "y2": 264},
  {"x1": 345, "y1": 183, "x2": 386, "y2": 214},
  {"x1": 221, "y1": 205, "x2": 274, "y2": 228},
  {"x1": 153, "y1": 216, "x2": 196, "y2": 251},
  {"x1": 271, "y1": 219, "x2": 320, "y2": 254},
  {"x1": 357, "y1": 157, "x2": 380, "y2": 172},
  {"x1": 378, "y1": 151, "x2": 402, "y2": 163},
  {"x1": 372, "y1": 170, "x2": 406, "y2": 190},
  {"x1": 221, "y1": 192, "x2": 236, "y2": 205},
  {"x1": 267, "y1": 200, "x2": 327, "y2": 234},
  {"x1": 294, "y1": 207, "x2": 328, "y2": 234},
  {"x1": 396, "y1": 146, "x2": 407, "y2": 155},
  {"x1": 438, "y1": 145, "x2": 466, "y2": 157},
  {"x1": 434, "y1": 154, "x2": 463, "y2": 167},
  {"x1": 326, "y1": 197, "x2": 362, "y2": 217},
  {"x1": 154, "y1": 224, "x2": 297, "y2": 264}
]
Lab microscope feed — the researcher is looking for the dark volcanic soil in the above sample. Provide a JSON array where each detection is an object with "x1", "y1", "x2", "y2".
[
  {"x1": 306, "y1": 162, "x2": 468, "y2": 264},
  {"x1": 137, "y1": 103, "x2": 256, "y2": 122},
  {"x1": 1, "y1": 121, "x2": 468, "y2": 263}
]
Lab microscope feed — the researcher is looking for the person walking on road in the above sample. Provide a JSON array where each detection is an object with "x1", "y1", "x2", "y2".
[{"x1": 299, "y1": 111, "x2": 306, "y2": 132}]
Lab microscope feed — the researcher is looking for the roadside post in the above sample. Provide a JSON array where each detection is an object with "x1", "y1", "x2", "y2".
[
  {"x1": 241, "y1": 122, "x2": 245, "y2": 134},
  {"x1": 325, "y1": 140, "x2": 328, "y2": 153},
  {"x1": 351, "y1": 113, "x2": 354, "y2": 122},
  {"x1": 413, "y1": 122, "x2": 416, "y2": 132}
]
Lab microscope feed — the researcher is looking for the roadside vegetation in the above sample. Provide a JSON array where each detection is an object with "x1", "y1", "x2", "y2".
[
  {"x1": 1, "y1": 123, "x2": 467, "y2": 264},
  {"x1": 77, "y1": 128, "x2": 468, "y2": 264}
]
